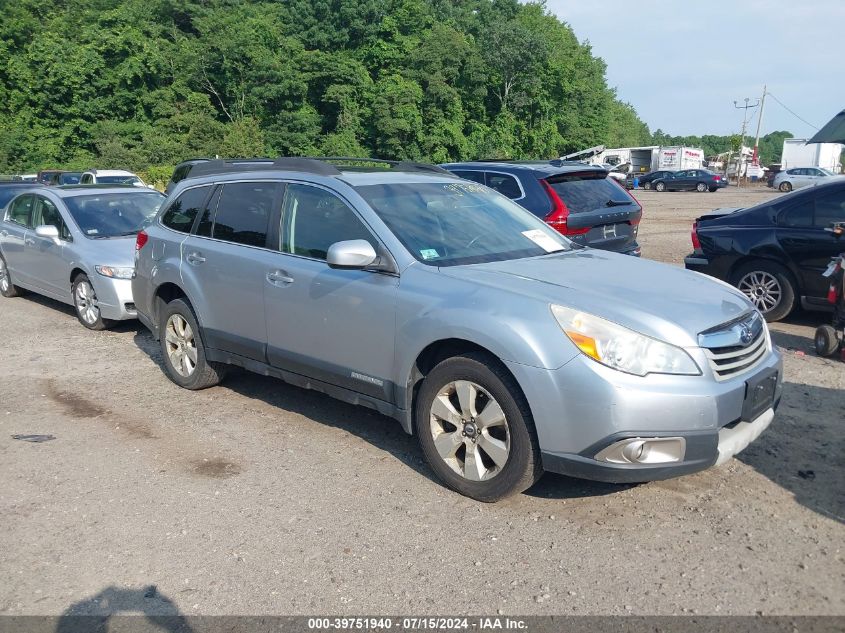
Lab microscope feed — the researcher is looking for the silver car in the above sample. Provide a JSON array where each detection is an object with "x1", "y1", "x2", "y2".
[
  {"x1": 773, "y1": 167, "x2": 839, "y2": 192},
  {"x1": 132, "y1": 158, "x2": 783, "y2": 501},
  {"x1": 0, "y1": 186, "x2": 165, "y2": 329}
]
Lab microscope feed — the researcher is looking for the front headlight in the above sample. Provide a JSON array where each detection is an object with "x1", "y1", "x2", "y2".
[
  {"x1": 551, "y1": 305, "x2": 700, "y2": 376},
  {"x1": 95, "y1": 265, "x2": 134, "y2": 280}
]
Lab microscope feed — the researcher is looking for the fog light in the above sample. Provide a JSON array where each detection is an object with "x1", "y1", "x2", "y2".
[{"x1": 595, "y1": 437, "x2": 686, "y2": 465}]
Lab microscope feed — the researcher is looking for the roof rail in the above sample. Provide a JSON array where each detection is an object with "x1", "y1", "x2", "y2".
[{"x1": 319, "y1": 157, "x2": 452, "y2": 175}]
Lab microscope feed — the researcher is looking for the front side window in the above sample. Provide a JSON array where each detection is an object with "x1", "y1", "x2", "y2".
[
  {"x1": 32, "y1": 196, "x2": 71, "y2": 239},
  {"x1": 485, "y1": 173, "x2": 522, "y2": 199},
  {"x1": 211, "y1": 182, "x2": 279, "y2": 247},
  {"x1": 81, "y1": 174, "x2": 93, "y2": 184},
  {"x1": 160, "y1": 185, "x2": 211, "y2": 233},
  {"x1": 8, "y1": 194, "x2": 33, "y2": 227},
  {"x1": 280, "y1": 184, "x2": 376, "y2": 260},
  {"x1": 815, "y1": 190, "x2": 845, "y2": 228},
  {"x1": 779, "y1": 201, "x2": 814, "y2": 228},
  {"x1": 356, "y1": 181, "x2": 571, "y2": 267},
  {"x1": 64, "y1": 192, "x2": 165, "y2": 238}
]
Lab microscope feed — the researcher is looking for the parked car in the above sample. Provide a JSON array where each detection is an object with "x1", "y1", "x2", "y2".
[
  {"x1": 652, "y1": 169, "x2": 728, "y2": 192},
  {"x1": 638, "y1": 170, "x2": 676, "y2": 190},
  {"x1": 684, "y1": 178, "x2": 845, "y2": 321},
  {"x1": 165, "y1": 158, "x2": 274, "y2": 194},
  {"x1": 37, "y1": 170, "x2": 83, "y2": 186},
  {"x1": 0, "y1": 186, "x2": 165, "y2": 329},
  {"x1": 133, "y1": 157, "x2": 781, "y2": 501},
  {"x1": 37, "y1": 169, "x2": 65, "y2": 185},
  {"x1": 441, "y1": 160, "x2": 642, "y2": 256},
  {"x1": 80, "y1": 169, "x2": 148, "y2": 187},
  {"x1": 772, "y1": 167, "x2": 839, "y2": 192}
]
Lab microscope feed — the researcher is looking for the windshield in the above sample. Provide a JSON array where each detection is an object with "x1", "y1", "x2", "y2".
[
  {"x1": 820, "y1": 168, "x2": 835, "y2": 177},
  {"x1": 97, "y1": 175, "x2": 142, "y2": 185},
  {"x1": 64, "y1": 192, "x2": 165, "y2": 238},
  {"x1": 355, "y1": 181, "x2": 571, "y2": 267},
  {"x1": 59, "y1": 173, "x2": 81, "y2": 185}
]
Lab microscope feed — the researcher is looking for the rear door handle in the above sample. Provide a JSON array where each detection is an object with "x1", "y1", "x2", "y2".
[
  {"x1": 0, "y1": 230, "x2": 8, "y2": 238},
  {"x1": 25, "y1": 238, "x2": 35, "y2": 246},
  {"x1": 186, "y1": 251, "x2": 206, "y2": 265},
  {"x1": 267, "y1": 270, "x2": 294, "y2": 286}
]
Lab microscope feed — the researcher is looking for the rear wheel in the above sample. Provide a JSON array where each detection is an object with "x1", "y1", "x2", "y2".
[
  {"x1": 415, "y1": 353, "x2": 541, "y2": 502},
  {"x1": 0, "y1": 254, "x2": 24, "y2": 298},
  {"x1": 732, "y1": 261, "x2": 797, "y2": 322},
  {"x1": 814, "y1": 325, "x2": 839, "y2": 357},
  {"x1": 655, "y1": 181, "x2": 666, "y2": 192},
  {"x1": 72, "y1": 274, "x2": 115, "y2": 330},
  {"x1": 643, "y1": 182, "x2": 652, "y2": 190},
  {"x1": 779, "y1": 181, "x2": 792, "y2": 192},
  {"x1": 159, "y1": 298, "x2": 227, "y2": 390},
  {"x1": 708, "y1": 187, "x2": 718, "y2": 192},
  {"x1": 696, "y1": 182, "x2": 707, "y2": 192}
]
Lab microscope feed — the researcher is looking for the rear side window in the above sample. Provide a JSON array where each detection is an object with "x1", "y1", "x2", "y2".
[
  {"x1": 546, "y1": 174, "x2": 633, "y2": 214},
  {"x1": 779, "y1": 201, "x2": 814, "y2": 228},
  {"x1": 485, "y1": 173, "x2": 523, "y2": 199},
  {"x1": 8, "y1": 194, "x2": 33, "y2": 226},
  {"x1": 815, "y1": 190, "x2": 845, "y2": 228},
  {"x1": 161, "y1": 186, "x2": 211, "y2": 233},
  {"x1": 81, "y1": 174, "x2": 93, "y2": 184},
  {"x1": 211, "y1": 182, "x2": 279, "y2": 247}
]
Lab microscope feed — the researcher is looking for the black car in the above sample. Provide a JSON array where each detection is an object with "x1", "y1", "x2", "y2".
[
  {"x1": 684, "y1": 179, "x2": 845, "y2": 321},
  {"x1": 653, "y1": 169, "x2": 728, "y2": 192},
  {"x1": 440, "y1": 160, "x2": 642, "y2": 255},
  {"x1": 638, "y1": 170, "x2": 675, "y2": 190}
]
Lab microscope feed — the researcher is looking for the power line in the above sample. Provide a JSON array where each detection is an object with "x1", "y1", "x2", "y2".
[{"x1": 766, "y1": 92, "x2": 819, "y2": 131}]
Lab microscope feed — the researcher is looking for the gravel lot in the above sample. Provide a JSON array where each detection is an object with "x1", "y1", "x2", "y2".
[{"x1": 1, "y1": 187, "x2": 843, "y2": 617}]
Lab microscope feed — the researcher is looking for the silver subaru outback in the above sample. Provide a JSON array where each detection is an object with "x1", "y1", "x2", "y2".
[{"x1": 132, "y1": 158, "x2": 782, "y2": 501}]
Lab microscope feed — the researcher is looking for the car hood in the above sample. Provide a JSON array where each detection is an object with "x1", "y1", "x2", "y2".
[
  {"x1": 80, "y1": 235, "x2": 137, "y2": 268},
  {"x1": 441, "y1": 249, "x2": 753, "y2": 347}
]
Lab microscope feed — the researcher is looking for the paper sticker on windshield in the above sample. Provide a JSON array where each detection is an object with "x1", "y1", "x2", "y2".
[
  {"x1": 522, "y1": 229, "x2": 564, "y2": 253},
  {"x1": 420, "y1": 249, "x2": 440, "y2": 260}
]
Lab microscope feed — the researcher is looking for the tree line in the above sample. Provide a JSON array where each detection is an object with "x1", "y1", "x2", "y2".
[{"x1": 0, "y1": 0, "x2": 791, "y2": 178}]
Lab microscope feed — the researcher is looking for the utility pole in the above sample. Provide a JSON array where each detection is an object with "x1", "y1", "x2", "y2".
[
  {"x1": 734, "y1": 97, "x2": 760, "y2": 187},
  {"x1": 752, "y1": 85, "x2": 767, "y2": 167}
]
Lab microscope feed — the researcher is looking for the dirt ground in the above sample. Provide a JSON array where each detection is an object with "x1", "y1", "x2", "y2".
[{"x1": 0, "y1": 186, "x2": 843, "y2": 617}]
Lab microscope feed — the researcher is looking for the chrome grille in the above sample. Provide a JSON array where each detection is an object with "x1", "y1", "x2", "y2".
[{"x1": 699, "y1": 312, "x2": 769, "y2": 381}]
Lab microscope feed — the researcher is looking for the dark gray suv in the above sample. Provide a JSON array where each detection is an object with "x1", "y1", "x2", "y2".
[{"x1": 132, "y1": 158, "x2": 781, "y2": 501}]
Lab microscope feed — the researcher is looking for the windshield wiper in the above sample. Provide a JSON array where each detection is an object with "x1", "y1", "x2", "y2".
[{"x1": 605, "y1": 199, "x2": 631, "y2": 207}]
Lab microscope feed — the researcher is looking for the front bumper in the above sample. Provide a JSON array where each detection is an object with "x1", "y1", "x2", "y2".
[
  {"x1": 91, "y1": 276, "x2": 137, "y2": 321},
  {"x1": 506, "y1": 346, "x2": 783, "y2": 484}
]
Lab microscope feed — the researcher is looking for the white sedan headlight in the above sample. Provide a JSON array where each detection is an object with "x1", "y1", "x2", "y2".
[
  {"x1": 95, "y1": 265, "x2": 134, "y2": 280},
  {"x1": 551, "y1": 305, "x2": 700, "y2": 376}
]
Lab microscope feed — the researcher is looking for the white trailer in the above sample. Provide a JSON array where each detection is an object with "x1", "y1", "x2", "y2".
[
  {"x1": 781, "y1": 139, "x2": 842, "y2": 172},
  {"x1": 594, "y1": 146, "x2": 659, "y2": 174},
  {"x1": 657, "y1": 146, "x2": 705, "y2": 171}
]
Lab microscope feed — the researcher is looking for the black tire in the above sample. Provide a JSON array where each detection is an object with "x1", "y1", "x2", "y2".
[
  {"x1": 643, "y1": 182, "x2": 652, "y2": 190},
  {"x1": 696, "y1": 182, "x2": 707, "y2": 192},
  {"x1": 731, "y1": 261, "x2": 798, "y2": 322},
  {"x1": 709, "y1": 187, "x2": 718, "y2": 192},
  {"x1": 814, "y1": 325, "x2": 839, "y2": 357},
  {"x1": 415, "y1": 353, "x2": 542, "y2": 502},
  {"x1": 779, "y1": 181, "x2": 792, "y2": 192},
  {"x1": 72, "y1": 273, "x2": 115, "y2": 330},
  {"x1": 655, "y1": 181, "x2": 666, "y2": 192},
  {"x1": 159, "y1": 298, "x2": 226, "y2": 390},
  {"x1": 0, "y1": 253, "x2": 25, "y2": 298}
]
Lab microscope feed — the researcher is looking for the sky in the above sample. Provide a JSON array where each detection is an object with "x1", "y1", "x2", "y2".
[{"x1": 544, "y1": 0, "x2": 845, "y2": 139}]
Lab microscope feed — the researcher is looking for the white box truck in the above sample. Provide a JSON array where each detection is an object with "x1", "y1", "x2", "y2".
[
  {"x1": 657, "y1": 146, "x2": 705, "y2": 170},
  {"x1": 781, "y1": 139, "x2": 842, "y2": 172}
]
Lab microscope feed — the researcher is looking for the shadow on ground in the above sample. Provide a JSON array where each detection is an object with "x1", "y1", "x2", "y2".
[
  {"x1": 739, "y1": 381, "x2": 845, "y2": 524},
  {"x1": 55, "y1": 585, "x2": 193, "y2": 632}
]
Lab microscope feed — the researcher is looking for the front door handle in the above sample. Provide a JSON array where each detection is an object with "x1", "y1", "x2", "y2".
[
  {"x1": 186, "y1": 251, "x2": 206, "y2": 265},
  {"x1": 25, "y1": 237, "x2": 35, "y2": 246},
  {"x1": 0, "y1": 230, "x2": 8, "y2": 238},
  {"x1": 267, "y1": 270, "x2": 294, "y2": 286}
]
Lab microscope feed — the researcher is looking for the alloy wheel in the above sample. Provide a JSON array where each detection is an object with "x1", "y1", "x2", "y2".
[
  {"x1": 165, "y1": 314, "x2": 198, "y2": 377},
  {"x1": 0, "y1": 258, "x2": 9, "y2": 293},
  {"x1": 737, "y1": 271, "x2": 782, "y2": 313},
  {"x1": 74, "y1": 280, "x2": 100, "y2": 325},
  {"x1": 429, "y1": 380, "x2": 510, "y2": 481}
]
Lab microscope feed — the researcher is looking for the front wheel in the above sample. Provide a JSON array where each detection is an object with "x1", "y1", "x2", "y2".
[
  {"x1": 0, "y1": 254, "x2": 25, "y2": 298},
  {"x1": 655, "y1": 182, "x2": 666, "y2": 192},
  {"x1": 709, "y1": 187, "x2": 718, "y2": 192},
  {"x1": 814, "y1": 325, "x2": 839, "y2": 357},
  {"x1": 159, "y1": 298, "x2": 227, "y2": 389},
  {"x1": 72, "y1": 274, "x2": 115, "y2": 330},
  {"x1": 415, "y1": 353, "x2": 541, "y2": 502},
  {"x1": 779, "y1": 181, "x2": 793, "y2": 192},
  {"x1": 696, "y1": 182, "x2": 707, "y2": 192},
  {"x1": 732, "y1": 262, "x2": 797, "y2": 322}
]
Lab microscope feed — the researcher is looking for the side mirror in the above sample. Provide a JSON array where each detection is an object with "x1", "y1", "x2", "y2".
[
  {"x1": 35, "y1": 225, "x2": 60, "y2": 241},
  {"x1": 326, "y1": 240, "x2": 378, "y2": 270}
]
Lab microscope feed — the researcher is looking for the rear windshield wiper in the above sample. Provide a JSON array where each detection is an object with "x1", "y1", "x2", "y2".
[{"x1": 605, "y1": 199, "x2": 631, "y2": 207}]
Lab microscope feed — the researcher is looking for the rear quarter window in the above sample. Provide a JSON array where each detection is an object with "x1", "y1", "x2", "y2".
[
  {"x1": 161, "y1": 185, "x2": 211, "y2": 233},
  {"x1": 546, "y1": 174, "x2": 633, "y2": 214}
]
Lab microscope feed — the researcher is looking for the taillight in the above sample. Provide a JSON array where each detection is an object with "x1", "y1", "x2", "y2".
[
  {"x1": 540, "y1": 179, "x2": 589, "y2": 236},
  {"x1": 135, "y1": 230, "x2": 149, "y2": 252},
  {"x1": 691, "y1": 221, "x2": 701, "y2": 250}
]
